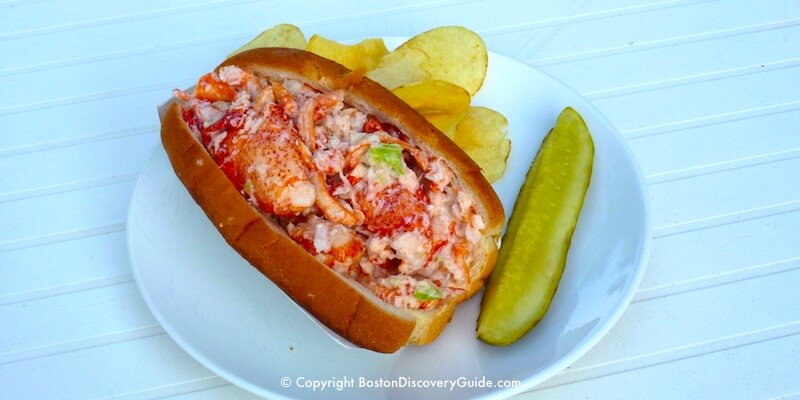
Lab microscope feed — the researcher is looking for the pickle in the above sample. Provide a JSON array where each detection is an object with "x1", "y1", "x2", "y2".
[{"x1": 477, "y1": 107, "x2": 594, "y2": 345}]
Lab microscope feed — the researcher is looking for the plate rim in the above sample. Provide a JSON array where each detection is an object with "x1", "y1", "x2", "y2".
[{"x1": 127, "y1": 39, "x2": 652, "y2": 400}]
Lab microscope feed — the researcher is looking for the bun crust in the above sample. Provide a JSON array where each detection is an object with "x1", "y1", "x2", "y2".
[{"x1": 161, "y1": 47, "x2": 504, "y2": 353}]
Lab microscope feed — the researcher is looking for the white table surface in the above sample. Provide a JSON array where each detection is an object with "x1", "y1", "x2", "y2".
[{"x1": 3, "y1": 0, "x2": 799, "y2": 399}]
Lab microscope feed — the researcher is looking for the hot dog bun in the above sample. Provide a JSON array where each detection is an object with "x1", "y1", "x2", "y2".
[{"x1": 160, "y1": 48, "x2": 504, "y2": 353}]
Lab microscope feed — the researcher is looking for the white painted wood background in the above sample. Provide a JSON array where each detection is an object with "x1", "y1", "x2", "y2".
[{"x1": 2, "y1": 0, "x2": 799, "y2": 398}]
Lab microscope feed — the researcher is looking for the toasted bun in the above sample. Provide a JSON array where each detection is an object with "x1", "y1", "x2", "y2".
[{"x1": 160, "y1": 47, "x2": 504, "y2": 353}]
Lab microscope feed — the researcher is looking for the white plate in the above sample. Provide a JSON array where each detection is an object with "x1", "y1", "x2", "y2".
[{"x1": 128, "y1": 38, "x2": 651, "y2": 400}]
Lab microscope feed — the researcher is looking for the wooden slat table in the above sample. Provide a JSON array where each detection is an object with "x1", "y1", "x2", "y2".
[{"x1": 2, "y1": 1, "x2": 799, "y2": 398}]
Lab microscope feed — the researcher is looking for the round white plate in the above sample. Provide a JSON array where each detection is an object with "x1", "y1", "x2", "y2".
[{"x1": 128, "y1": 39, "x2": 651, "y2": 400}]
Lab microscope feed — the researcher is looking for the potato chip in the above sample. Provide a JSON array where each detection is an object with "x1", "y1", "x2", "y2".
[
  {"x1": 454, "y1": 106, "x2": 510, "y2": 182},
  {"x1": 392, "y1": 80, "x2": 471, "y2": 137},
  {"x1": 228, "y1": 24, "x2": 306, "y2": 58},
  {"x1": 468, "y1": 138, "x2": 510, "y2": 182},
  {"x1": 426, "y1": 110, "x2": 467, "y2": 138},
  {"x1": 307, "y1": 34, "x2": 388, "y2": 71},
  {"x1": 365, "y1": 47, "x2": 430, "y2": 90},
  {"x1": 455, "y1": 106, "x2": 508, "y2": 144},
  {"x1": 392, "y1": 80, "x2": 471, "y2": 116},
  {"x1": 398, "y1": 26, "x2": 488, "y2": 96}
]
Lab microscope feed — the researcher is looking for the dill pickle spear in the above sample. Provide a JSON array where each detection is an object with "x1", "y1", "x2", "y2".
[{"x1": 477, "y1": 107, "x2": 594, "y2": 345}]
